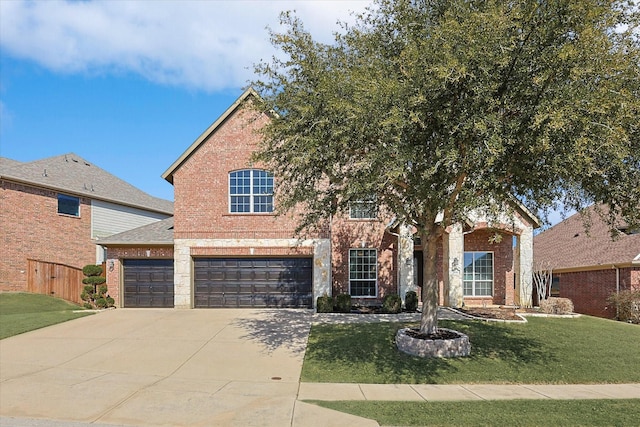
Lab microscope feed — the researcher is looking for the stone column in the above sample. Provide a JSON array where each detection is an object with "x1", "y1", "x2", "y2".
[
  {"x1": 173, "y1": 239, "x2": 193, "y2": 309},
  {"x1": 313, "y1": 238, "x2": 332, "y2": 307},
  {"x1": 517, "y1": 226, "x2": 534, "y2": 307},
  {"x1": 446, "y1": 223, "x2": 464, "y2": 307},
  {"x1": 396, "y1": 224, "x2": 415, "y2": 304}
]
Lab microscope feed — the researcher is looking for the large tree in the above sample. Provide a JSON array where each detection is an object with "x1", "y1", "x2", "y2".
[{"x1": 251, "y1": 0, "x2": 640, "y2": 334}]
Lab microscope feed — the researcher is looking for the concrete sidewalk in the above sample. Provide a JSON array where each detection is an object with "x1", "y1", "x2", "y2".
[{"x1": 299, "y1": 382, "x2": 640, "y2": 402}]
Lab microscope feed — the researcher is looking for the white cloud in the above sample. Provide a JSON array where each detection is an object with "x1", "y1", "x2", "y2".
[{"x1": 0, "y1": 0, "x2": 371, "y2": 91}]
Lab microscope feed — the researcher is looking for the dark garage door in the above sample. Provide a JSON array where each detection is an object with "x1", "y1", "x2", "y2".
[
  {"x1": 194, "y1": 258, "x2": 312, "y2": 308},
  {"x1": 123, "y1": 259, "x2": 174, "y2": 308}
]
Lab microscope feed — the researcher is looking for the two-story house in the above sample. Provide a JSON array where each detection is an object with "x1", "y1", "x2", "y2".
[
  {"x1": 0, "y1": 153, "x2": 173, "y2": 292},
  {"x1": 100, "y1": 89, "x2": 539, "y2": 309}
]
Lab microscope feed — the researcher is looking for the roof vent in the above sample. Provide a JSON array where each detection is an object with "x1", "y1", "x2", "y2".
[{"x1": 42, "y1": 169, "x2": 48, "y2": 177}]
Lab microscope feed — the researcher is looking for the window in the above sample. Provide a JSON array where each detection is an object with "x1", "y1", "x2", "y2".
[
  {"x1": 551, "y1": 277, "x2": 560, "y2": 297},
  {"x1": 229, "y1": 169, "x2": 273, "y2": 213},
  {"x1": 349, "y1": 248, "x2": 377, "y2": 297},
  {"x1": 463, "y1": 252, "x2": 493, "y2": 296},
  {"x1": 349, "y1": 200, "x2": 377, "y2": 219},
  {"x1": 58, "y1": 194, "x2": 80, "y2": 217}
]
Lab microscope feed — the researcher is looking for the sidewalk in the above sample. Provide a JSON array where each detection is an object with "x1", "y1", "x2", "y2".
[{"x1": 299, "y1": 382, "x2": 640, "y2": 402}]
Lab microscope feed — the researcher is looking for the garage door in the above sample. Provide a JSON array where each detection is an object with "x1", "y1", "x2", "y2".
[
  {"x1": 123, "y1": 259, "x2": 174, "y2": 308},
  {"x1": 194, "y1": 258, "x2": 312, "y2": 308}
]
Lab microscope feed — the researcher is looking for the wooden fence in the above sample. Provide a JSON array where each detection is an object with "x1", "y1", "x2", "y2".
[{"x1": 26, "y1": 259, "x2": 86, "y2": 304}]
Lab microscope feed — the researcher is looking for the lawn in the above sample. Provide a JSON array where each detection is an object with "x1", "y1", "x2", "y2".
[
  {"x1": 311, "y1": 399, "x2": 640, "y2": 427},
  {"x1": 0, "y1": 292, "x2": 93, "y2": 339},
  {"x1": 301, "y1": 316, "x2": 640, "y2": 384}
]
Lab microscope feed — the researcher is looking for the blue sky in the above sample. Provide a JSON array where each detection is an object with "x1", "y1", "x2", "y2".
[{"x1": 0, "y1": 0, "x2": 369, "y2": 201}]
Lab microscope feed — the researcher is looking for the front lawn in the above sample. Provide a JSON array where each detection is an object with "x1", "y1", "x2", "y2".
[
  {"x1": 302, "y1": 316, "x2": 640, "y2": 384},
  {"x1": 0, "y1": 293, "x2": 93, "y2": 339},
  {"x1": 311, "y1": 399, "x2": 640, "y2": 426}
]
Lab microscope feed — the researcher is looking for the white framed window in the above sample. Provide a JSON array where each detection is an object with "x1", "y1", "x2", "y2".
[
  {"x1": 58, "y1": 194, "x2": 80, "y2": 217},
  {"x1": 349, "y1": 200, "x2": 377, "y2": 219},
  {"x1": 229, "y1": 169, "x2": 273, "y2": 213},
  {"x1": 463, "y1": 251, "x2": 493, "y2": 296},
  {"x1": 349, "y1": 248, "x2": 377, "y2": 297}
]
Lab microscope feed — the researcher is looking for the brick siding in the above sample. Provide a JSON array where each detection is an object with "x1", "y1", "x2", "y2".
[
  {"x1": 1, "y1": 180, "x2": 95, "y2": 292},
  {"x1": 464, "y1": 229, "x2": 515, "y2": 306},
  {"x1": 554, "y1": 266, "x2": 640, "y2": 318}
]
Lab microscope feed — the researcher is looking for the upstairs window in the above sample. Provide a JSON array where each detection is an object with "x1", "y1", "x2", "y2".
[
  {"x1": 349, "y1": 200, "x2": 377, "y2": 219},
  {"x1": 229, "y1": 169, "x2": 273, "y2": 213},
  {"x1": 58, "y1": 194, "x2": 80, "y2": 217}
]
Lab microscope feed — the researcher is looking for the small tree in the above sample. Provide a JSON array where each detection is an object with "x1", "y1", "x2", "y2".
[
  {"x1": 533, "y1": 260, "x2": 553, "y2": 306},
  {"x1": 80, "y1": 264, "x2": 114, "y2": 309}
]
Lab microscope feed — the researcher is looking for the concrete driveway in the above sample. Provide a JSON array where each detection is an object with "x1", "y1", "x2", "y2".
[{"x1": 0, "y1": 309, "x2": 375, "y2": 427}]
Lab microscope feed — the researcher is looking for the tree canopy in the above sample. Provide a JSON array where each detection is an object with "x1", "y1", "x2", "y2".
[{"x1": 251, "y1": 0, "x2": 640, "y2": 333}]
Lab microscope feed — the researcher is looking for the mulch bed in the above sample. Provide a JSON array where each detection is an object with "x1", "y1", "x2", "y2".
[
  {"x1": 455, "y1": 307, "x2": 528, "y2": 321},
  {"x1": 404, "y1": 328, "x2": 462, "y2": 340}
]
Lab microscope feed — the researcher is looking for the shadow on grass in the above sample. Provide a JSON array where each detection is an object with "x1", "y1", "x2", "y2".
[
  {"x1": 233, "y1": 309, "x2": 314, "y2": 356},
  {"x1": 303, "y1": 319, "x2": 557, "y2": 383}
]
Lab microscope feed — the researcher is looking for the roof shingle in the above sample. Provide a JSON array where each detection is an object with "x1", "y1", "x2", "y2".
[
  {"x1": 0, "y1": 153, "x2": 173, "y2": 214},
  {"x1": 534, "y1": 205, "x2": 640, "y2": 271}
]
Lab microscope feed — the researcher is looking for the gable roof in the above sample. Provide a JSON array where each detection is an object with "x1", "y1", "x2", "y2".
[
  {"x1": 534, "y1": 205, "x2": 640, "y2": 271},
  {"x1": 97, "y1": 217, "x2": 174, "y2": 245},
  {"x1": 162, "y1": 88, "x2": 260, "y2": 184},
  {"x1": 0, "y1": 153, "x2": 173, "y2": 215}
]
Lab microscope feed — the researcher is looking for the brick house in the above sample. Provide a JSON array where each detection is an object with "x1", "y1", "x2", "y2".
[
  {"x1": 534, "y1": 205, "x2": 640, "y2": 318},
  {"x1": 100, "y1": 89, "x2": 539, "y2": 309},
  {"x1": 0, "y1": 154, "x2": 173, "y2": 292}
]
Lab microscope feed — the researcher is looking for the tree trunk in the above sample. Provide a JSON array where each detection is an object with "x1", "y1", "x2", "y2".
[{"x1": 420, "y1": 229, "x2": 440, "y2": 334}]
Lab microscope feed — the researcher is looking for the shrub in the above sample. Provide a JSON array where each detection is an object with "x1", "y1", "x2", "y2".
[
  {"x1": 382, "y1": 294, "x2": 402, "y2": 313},
  {"x1": 405, "y1": 291, "x2": 418, "y2": 312},
  {"x1": 608, "y1": 290, "x2": 640, "y2": 324},
  {"x1": 82, "y1": 264, "x2": 103, "y2": 277},
  {"x1": 316, "y1": 294, "x2": 334, "y2": 313},
  {"x1": 80, "y1": 264, "x2": 114, "y2": 309},
  {"x1": 539, "y1": 297, "x2": 574, "y2": 315},
  {"x1": 334, "y1": 294, "x2": 352, "y2": 313}
]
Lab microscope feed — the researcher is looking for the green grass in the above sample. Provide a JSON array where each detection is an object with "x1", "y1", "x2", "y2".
[
  {"x1": 310, "y1": 399, "x2": 640, "y2": 426},
  {"x1": 0, "y1": 293, "x2": 93, "y2": 339},
  {"x1": 302, "y1": 316, "x2": 640, "y2": 384}
]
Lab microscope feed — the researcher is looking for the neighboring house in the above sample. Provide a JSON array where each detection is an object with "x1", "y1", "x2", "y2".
[
  {"x1": 534, "y1": 205, "x2": 640, "y2": 318},
  {"x1": 0, "y1": 153, "x2": 173, "y2": 292},
  {"x1": 100, "y1": 89, "x2": 539, "y2": 309}
]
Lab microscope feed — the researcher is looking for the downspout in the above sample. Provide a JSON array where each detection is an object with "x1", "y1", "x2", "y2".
[{"x1": 614, "y1": 265, "x2": 620, "y2": 319}]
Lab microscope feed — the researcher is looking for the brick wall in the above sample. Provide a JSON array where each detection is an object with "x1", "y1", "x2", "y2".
[
  {"x1": 104, "y1": 246, "x2": 173, "y2": 306},
  {"x1": 330, "y1": 216, "x2": 397, "y2": 304},
  {"x1": 554, "y1": 266, "x2": 639, "y2": 318},
  {"x1": 1, "y1": 180, "x2": 95, "y2": 292},
  {"x1": 463, "y1": 229, "x2": 515, "y2": 306},
  {"x1": 172, "y1": 103, "x2": 306, "y2": 239}
]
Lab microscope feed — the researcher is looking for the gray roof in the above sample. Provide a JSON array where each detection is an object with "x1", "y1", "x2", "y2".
[
  {"x1": 1, "y1": 153, "x2": 173, "y2": 215},
  {"x1": 98, "y1": 217, "x2": 174, "y2": 245}
]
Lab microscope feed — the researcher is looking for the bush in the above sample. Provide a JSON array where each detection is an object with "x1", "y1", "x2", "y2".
[
  {"x1": 539, "y1": 297, "x2": 574, "y2": 314},
  {"x1": 382, "y1": 294, "x2": 402, "y2": 313},
  {"x1": 334, "y1": 294, "x2": 352, "y2": 313},
  {"x1": 405, "y1": 291, "x2": 418, "y2": 312},
  {"x1": 608, "y1": 290, "x2": 640, "y2": 324},
  {"x1": 80, "y1": 264, "x2": 114, "y2": 309},
  {"x1": 316, "y1": 294, "x2": 334, "y2": 313},
  {"x1": 82, "y1": 276, "x2": 106, "y2": 286},
  {"x1": 82, "y1": 264, "x2": 103, "y2": 277}
]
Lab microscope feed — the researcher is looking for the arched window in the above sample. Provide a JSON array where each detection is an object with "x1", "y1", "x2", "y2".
[{"x1": 229, "y1": 169, "x2": 273, "y2": 213}]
